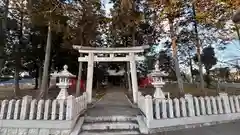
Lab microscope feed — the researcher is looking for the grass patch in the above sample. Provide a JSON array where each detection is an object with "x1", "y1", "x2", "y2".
[{"x1": 93, "y1": 88, "x2": 107, "y2": 100}]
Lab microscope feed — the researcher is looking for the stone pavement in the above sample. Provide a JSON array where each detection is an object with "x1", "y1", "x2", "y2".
[
  {"x1": 152, "y1": 120, "x2": 240, "y2": 135},
  {"x1": 86, "y1": 87, "x2": 140, "y2": 116}
]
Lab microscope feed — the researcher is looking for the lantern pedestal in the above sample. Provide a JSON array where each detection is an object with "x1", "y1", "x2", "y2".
[
  {"x1": 152, "y1": 82, "x2": 165, "y2": 99},
  {"x1": 56, "y1": 84, "x2": 69, "y2": 100},
  {"x1": 57, "y1": 89, "x2": 69, "y2": 99}
]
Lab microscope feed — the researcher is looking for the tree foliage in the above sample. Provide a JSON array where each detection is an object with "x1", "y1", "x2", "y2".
[
  {"x1": 212, "y1": 67, "x2": 230, "y2": 80},
  {"x1": 194, "y1": 46, "x2": 217, "y2": 87},
  {"x1": 1, "y1": 0, "x2": 240, "y2": 97}
]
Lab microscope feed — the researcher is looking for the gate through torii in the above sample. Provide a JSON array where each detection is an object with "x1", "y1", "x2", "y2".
[{"x1": 73, "y1": 45, "x2": 149, "y2": 103}]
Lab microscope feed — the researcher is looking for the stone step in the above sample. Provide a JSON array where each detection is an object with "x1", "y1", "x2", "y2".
[
  {"x1": 82, "y1": 122, "x2": 139, "y2": 130},
  {"x1": 80, "y1": 130, "x2": 140, "y2": 135},
  {"x1": 84, "y1": 116, "x2": 137, "y2": 123}
]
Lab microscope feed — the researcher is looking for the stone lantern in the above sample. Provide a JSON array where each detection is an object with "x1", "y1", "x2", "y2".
[
  {"x1": 51, "y1": 65, "x2": 76, "y2": 99},
  {"x1": 151, "y1": 60, "x2": 168, "y2": 99}
]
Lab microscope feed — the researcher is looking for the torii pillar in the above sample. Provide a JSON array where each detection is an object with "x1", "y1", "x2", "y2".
[
  {"x1": 86, "y1": 53, "x2": 94, "y2": 103},
  {"x1": 129, "y1": 53, "x2": 138, "y2": 103}
]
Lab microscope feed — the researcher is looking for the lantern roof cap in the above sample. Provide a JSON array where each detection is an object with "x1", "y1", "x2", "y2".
[
  {"x1": 151, "y1": 60, "x2": 168, "y2": 77},
  {"x1": 51, "y1": 65, "x2": 76, "y2": 78},
  {"x1": 151, "y1": 70, "x2": 168, "y2": 77}
]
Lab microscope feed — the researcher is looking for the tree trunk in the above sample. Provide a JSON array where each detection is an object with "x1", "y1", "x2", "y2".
[
  {"x1": 0, "y1": 0, "x2": 9, "y2": 75},
  {"x1": 47, "y1": 56, "x2": 53, "y2": 87},
  {"x1": 14, "y1": 9, "x2": 24, "y2": 96},
  {"x1": 232, "y1": 8, "x2": 240, "y2": 24},
  {"x1": 206, "y1": 69, "x2": 210, "y2": 88},
  {"x1": 76, "y1": 27, "x2": 84, "y2": 96},
  {"x1": 235, "y1": 24, "x2": 240, "y2": 45},
  {"x1": 14, "y1": 64, "x2": 20, "y2": 96},
  {"x1": 169, "y1": 18, "x2": 184, "y2": 94},
  {"x1": 189, "y1": 58, "x2": 193, "y2": 83},
  {"x1": 39, "y1": 23, "x2": 52, "y2": 99},
  {"x1": 34, "y1": 64, "x2": 39, "y2": 89},
  {"x1": 192, "y1": 3, "x2": 204, "y2": 91},
  {"x1": 38, "y1": 66, "x2": 42, "y2": 88},
  {"x1": 76, "y1": 60, "x2": 83, "y2": 96}
]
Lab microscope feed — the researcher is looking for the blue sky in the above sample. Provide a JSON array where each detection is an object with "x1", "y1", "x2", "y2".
[{"x1": 215, "y1": 40, "x2": 240, "y2": 67}]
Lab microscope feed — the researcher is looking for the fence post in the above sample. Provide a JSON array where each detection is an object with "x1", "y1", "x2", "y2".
[
  {"x1": 173, "y1": 98, "x2": 180, "y2": 117},
  {"x1": 161, "y1": 99, "x2": 167, "y2": 118},
  {"x1": 219, "y1": 93, "x2": 231, "y2": 113},
  {"x1": 13, "y1": 100, "x2": 21, "y2": 120},
  {"x1": 66, "y1": 96, "x2": 75, "y2": 120},
  {"x1": 44, "y1": 99, "x2": 51, "y2": 120},
  {"x1": 83, "y1": 92, "x2": 87, "y2": 109},
  {"x1": 20, "y1": 96, "x2": 32, "y2": 120},
  {"x1": 194, "y1": 97, "x2": 200, "y2": 116},
  {"x1": 145, "y1": 95, "x2": 153, "y2": 128},
  {"x1": 234, "y1": 96, "x2": 240, "y2": 112},
  {"x1": 29, "y1": 99, "x2": 37, "y2": 120},
  {"x1": 199, "y1": 97, "x2": 206, "y2": 115},
  {"x1": 168, "y1": 99, "x2": 174, "y2": 118},
  {"x1": 210, "y1": 96, "x2": 218, "y2": 115},
  {"x1": 185, "y1": 94, "x2": 195, "y2": 117},
  {"x1": 58, "y1": 99, "x2": 65, "y2": 120},
  {"x1": 7, "y1": 99, "x2": 16, "y2": 119},
  {"x1": 51, "y1": 100, "x2": 57, "y2": 120},
  {"x1": 205, "y1": 96, "x2": 212, "y2": 115},
  {"x1": 137, "y1": 92, "x2": 142, "y2": 106},
  {"x1": 0, "y1": 100, "x2": 8, "y2": 119},
  {"x1": 37, "y1": 100, "x2": 44, "y2": 120},
  {"x1": 229, "y1": 96, "x2": 235, "y2": 113},
  {"x1": 216, "y1": 96, "x2": 223, "y2": 114}
]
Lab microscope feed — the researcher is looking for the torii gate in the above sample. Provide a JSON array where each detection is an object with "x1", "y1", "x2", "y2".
[{"x1": 73, "y1": 45, "x2": 149, "y2": 103}]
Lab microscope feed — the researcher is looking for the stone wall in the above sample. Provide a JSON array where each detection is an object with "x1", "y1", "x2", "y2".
[
  {"x1": 0, "y1": 92, "x2": 87, "y2": 135},
  {"x1": 219, "y1": 82, "x2": 240, "y2": 89}
]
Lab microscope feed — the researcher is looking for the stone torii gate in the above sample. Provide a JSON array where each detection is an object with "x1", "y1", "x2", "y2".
[{"x1": 73, "y1": 45, "x2": 149, "y2": 103}]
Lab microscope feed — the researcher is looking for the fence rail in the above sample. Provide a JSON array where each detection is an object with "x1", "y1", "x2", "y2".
[
  {"x1": 0, "y1": 92, "x2": 87, "y2": 135},
  {"x1": 137, "y1": 92, "x2": 240, "y2": 128},
  {"x1": 0, "y1": 92, "x2": 87, "y2": 121}
]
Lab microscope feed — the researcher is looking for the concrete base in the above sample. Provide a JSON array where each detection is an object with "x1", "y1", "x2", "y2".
[
  {"x1": 70, "y1": 117, "x2": 85, "y2": 135},
  {"x1": 136, "y1": 115, "x2": 149, "y2": 134},
  {"x1": 147, "y1": 113, "x2": 240, "y2": 129}
]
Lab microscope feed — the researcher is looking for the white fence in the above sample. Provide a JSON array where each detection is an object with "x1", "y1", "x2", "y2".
[
  {"x1": 0, "y1": 92, "x2": 87, "y2": 135},
  {"x1": 137, "y1": 92, "x2": 240, "y2": 129}
]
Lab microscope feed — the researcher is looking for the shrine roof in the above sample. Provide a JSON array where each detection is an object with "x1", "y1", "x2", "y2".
[{"x1": 72, "y1": 45, "x2": 149, "y2": 53}]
